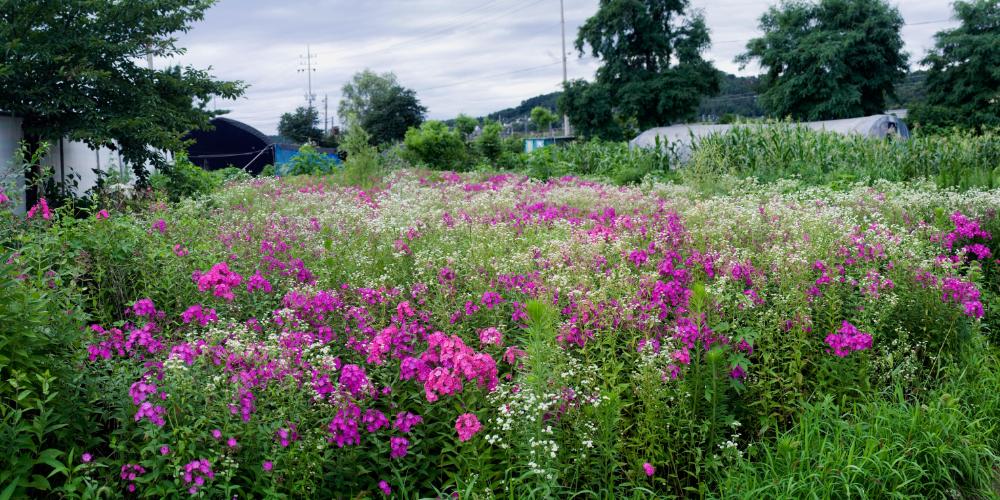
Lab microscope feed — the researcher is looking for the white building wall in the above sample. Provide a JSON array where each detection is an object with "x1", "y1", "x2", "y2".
[{"x1": 1, "y1": 114, "x2": 153, "y2": 213}]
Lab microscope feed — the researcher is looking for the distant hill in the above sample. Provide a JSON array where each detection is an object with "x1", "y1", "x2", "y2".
[{"x1": 468, "y1": 71, "x2": 929, "y2": 132}]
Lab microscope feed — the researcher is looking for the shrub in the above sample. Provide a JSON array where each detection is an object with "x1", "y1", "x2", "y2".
[
  {"x1": 276, "y1": 144, "x2": 339, "y2": 177},
  {"x1": 338, "y1": 122, "x2": 382, "y2": 188},
  {"x1": 402, "y1": 121, "x2": 467, "y2": 170},
  {"x1": 150, "y1": 153, "x2": 220, "y2": 201}
]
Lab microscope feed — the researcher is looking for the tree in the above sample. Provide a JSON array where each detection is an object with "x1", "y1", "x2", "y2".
[
  {"x1": 454, "y1": 114, "x2": 479, "y2": 139},
  {"x1": 0, "y1": 0, "x2": 244, "y2": 194},
  {"x1": 278, "y1": 107, "x2": 324, "y2": 145},
  {"x1": 562, "y1": 0, "x2": 721, "y2": 139},
  {"x1": 338, "y1": 70, "x2": 426, "y2": 145},
  {"x1": 909, "y1": 0, "x2": 1000, "y2": 132},
  {"x1": 738, "y1": 0, "x2": 908, "y2": 121},
  {"x1": 559, "y1": 80, "x2": 626, "y2": 140},
  {"x1": 530, "y1": 107, "x2": 557, "y2": 135}
]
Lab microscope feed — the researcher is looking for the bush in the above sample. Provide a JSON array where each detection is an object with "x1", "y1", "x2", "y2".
[
  {"x1": 339, "y1": 122, "x2": 382, "y2": 188},
  {"x1": 150, "y1": 153, "x2": 220, "y2": 201},
  {"x1": 276, "y1": 144, "x2": 340, "y2": 177},
  {"x1": 0, "y1": 220, "x2": 95, "y2": 498},
  {"x1": 402, "y1": 121, "x2": 467, "y2": 170},
  {"x1": 475, "y1": 121, "x2": 503, "y2": 166},
  {"x1": 522, "y1": 139, "x2": 676, "y2": 184}
]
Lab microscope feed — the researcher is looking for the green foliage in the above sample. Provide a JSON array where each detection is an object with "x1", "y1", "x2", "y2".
[
  {"x1": 402, "y1": 121, "x2": 468, "y2": 170},
  {"x1": 559, "y1": 80, "x2": 628, "y2": 141},
  {"x1": 487, "y1": 91, "x2": 562, "y2": 123},
  {"x1": 522, "y1": 139, "x2": 676, "y2": 184},
  {"x1": 0, "y1": 220, "x2": 96, "y2": 498},
  {"x1": 684, "y1": 125, "x2": 1000, "y2": 190},
  {"x1": 738, "y1": 0, "x2": 908, "y2": 121},
  {"x1": 909, "y1": 0, "x2": 1000, "y2": 133},
  {"x1": 475, "y1": 121, "x2": 504, "y2": 166},
  {"x1": 0, "y1": 1, "x2": 244, "y2": 185},
  {"x1": 697, "y1": 74, "x2": 765, "y2": 120},
  {"x1": 339, "y1": 70, "x2": 426, "y2": 145},
  {"x1": 150, "y1": 153, "x2": 221, "y2": 202},
  {"x1": 276, "y1": 144, "x2": 340, "y2": 177},
  {"x1": 339, "y1": 122, "x2": 382, "y2": 188},
  {"x1": 717, "y1": 377, "x2": 1000, "y2": 498},
  {"x1": 529, "y1": 106, "x2": 557, "y2": 135},
  {"x1": 453, "y1": 114, "x2": 479, "y2": 140},
  {"x1": 278, "y1": 106, "x2": 324, "y2": 145},
  {"x1": 567, "y1": 0, "x2": 721, "y2": 137}
]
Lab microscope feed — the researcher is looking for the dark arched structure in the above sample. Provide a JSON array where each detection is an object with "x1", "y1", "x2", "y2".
[{"x1": 185, "y1": 117, "x2": 275, "y2": 175}]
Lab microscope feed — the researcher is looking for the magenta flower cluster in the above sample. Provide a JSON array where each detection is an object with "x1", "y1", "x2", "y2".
[
  {"x1": 182, "y1": 459, "x2": 214, "y2": 495},
  {"x1": 824, "y1": 321, "x2": 873, "y2": 357}
]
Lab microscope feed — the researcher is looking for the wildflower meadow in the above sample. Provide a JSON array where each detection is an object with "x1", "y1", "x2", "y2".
[{"x1": 4, "y1": 164, "x2": 1000, "y2": 498}]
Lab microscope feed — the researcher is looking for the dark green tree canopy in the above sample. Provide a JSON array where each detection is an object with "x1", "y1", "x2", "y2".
[
  {"x1": 738, "y1": 0, "x2": 908, "y2": 121},
  {"x1": 0, "y1": 0, "x2": 244, "y2": 184},
  {"x1": 339, "y1": 70, "x2": 426, "y2": 145},
  {"x1": 559, "y1": 80, "x2": 626, "y2": 140},
  {"x1": 278, "y1": 107, "x2": 324, "y2": 145},
  {"x1": 562, "y1": 0, "x2": 720, "y2": 139},
  {"x1": 909, "y1": 0, "x2": 1000, "y2": 132}
]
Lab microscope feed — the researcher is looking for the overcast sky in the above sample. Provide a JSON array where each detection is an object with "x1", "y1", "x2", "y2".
[{"x1": 164, "y1": 0, "x2": 959, "y2": 134}]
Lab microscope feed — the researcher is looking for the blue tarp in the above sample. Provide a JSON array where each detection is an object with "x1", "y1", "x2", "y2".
[{"x1": 273, "y1": 144, "x2": 342, "y2": 166}]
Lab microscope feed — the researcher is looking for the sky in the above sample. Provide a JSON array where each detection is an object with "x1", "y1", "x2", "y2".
[{"x1": 164, "y1": 0, "x2": 960, "y2": 135}]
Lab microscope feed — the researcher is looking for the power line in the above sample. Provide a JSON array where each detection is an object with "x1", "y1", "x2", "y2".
[
  {"x1": 298, "y1": 45, "x2": 317, "y2": 110},
  {"x1": 418, "y1": 61, "x2": 563, "y2": 92},
  {"x1": 313, "y1": 0, "x2": 549, "y2": 63}
]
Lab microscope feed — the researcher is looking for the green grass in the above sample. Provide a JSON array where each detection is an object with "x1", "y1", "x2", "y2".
[{"x1": 717, "y1": 352, "x2": 1000, "y2": 499}]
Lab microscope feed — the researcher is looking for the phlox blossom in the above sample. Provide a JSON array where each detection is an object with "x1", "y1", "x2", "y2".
[
  {"x1": 643, "y1": 462, "x2": 655, "y2": 477},
  {"x1": 824, "y1": 321, "x2": 873, "y2": 357},
  {"x1": 455, "y1": 413, "x2": 481, "y2": 442},
  {"x1": 389, "y1": 436, "x2": 409, "y2": 459},
  {"x1": 26, "y1": 198, "x2": 51, "y2": 220},
  {"x1": 478, "y1": 327, "x2": 503, "y2": 347}
]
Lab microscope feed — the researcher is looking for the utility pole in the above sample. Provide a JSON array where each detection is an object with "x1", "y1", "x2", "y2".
[
  {"x1": 560, "y1": 0, "x2": 569, "y2": 137},
  {"x1": 322, "y1": 94, "x2": 329, "y2": 133},
  {"x1": 298, "y1": 44, "x2": 317, "y2": 111}
]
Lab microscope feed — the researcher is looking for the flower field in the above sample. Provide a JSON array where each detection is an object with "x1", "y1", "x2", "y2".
[{"x1": 4, "y1": 168, "x2": 1000, "y2": 497}]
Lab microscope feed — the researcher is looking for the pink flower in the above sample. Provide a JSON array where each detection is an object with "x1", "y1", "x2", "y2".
[
  {"x1": 643, "y1": 462, "x2": 655, "y2": 477},
  {"x1": 192, "y1": 262, "x2": 243, "y2": 301},
  {"x1": 211, "y1": 429, "x2": 222, "y2": 440},
  {"x1": 95, "y1": 209, "x2": 110, "y2": 220},
  {"x1": 455, "y1": 413, "x2": 481, "y2": 442},
  {"x1": 393, "y1": 412, "x2": 423, "y2": 434},
  {"x1": 173, "y1": 244, "x2": 189, "y2": 257},
  {"x1": 824, "y1": 321, "x2": 873, "y2": 357},
  {"x1": 227, "y1": 437, "x2": 238, "y2": 448},
  {"x1": 26, "y1": 198, "x2": 51, "y2": 220},
  {"x1": 389, "y1": 436, "x2": 409, "y2": 459},
  {"x1": 478, "y1": 327, "x2": 503, "y2": 347},
  {"x1": 81, "y1": 453, "x2": 92, "y2": 463},
  {"x1": 182, "y1": 459, "x2": 214, "y2": 494},
  {"x1": 378, "y1": 480, "x2": 392, "y2": 496},
  {"x1": 262, "y1": 461, "x2": 273, "y2": 471},
  {"x1": 160, "y1": 445, "x2": 170, "y2": 455},
  {"x1": 152, "y1": 218, "x2": 167, "y2": 233},
  {"x1": 0, "y1": 189, "x2": 9, "y2": 204}
]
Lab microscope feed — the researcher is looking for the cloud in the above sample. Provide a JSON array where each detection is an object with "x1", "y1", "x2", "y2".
[{"x1": 169, "y1": 0, "x2": 958, "y2": 134}]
